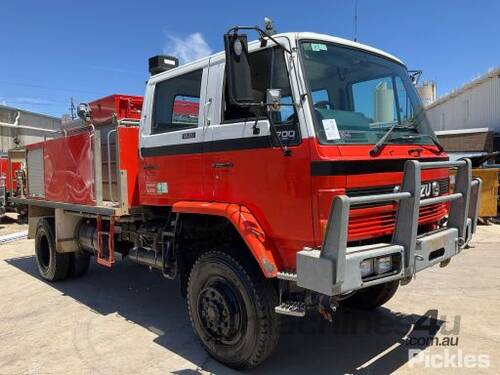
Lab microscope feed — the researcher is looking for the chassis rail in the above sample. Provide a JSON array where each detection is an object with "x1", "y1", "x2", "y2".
[
  {"x1": 295, "y1": 159, "x2": 482, "y2": 296},
  {"x1": 10, "y1": 197, "x2": 118, "y2": 216}
]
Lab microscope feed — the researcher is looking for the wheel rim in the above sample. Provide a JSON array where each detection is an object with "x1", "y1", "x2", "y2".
[
  {"x1": 197, "y1": 279, "x2": 246, "y2": 345},
  {"x1": 37, "y1": 234, "x2": 50, "y2": 271}
]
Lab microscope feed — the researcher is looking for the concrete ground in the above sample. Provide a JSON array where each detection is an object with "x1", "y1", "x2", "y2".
[
  {"x1": 0, "y1": 223, "x2": 499, "y2": 374},
  {"x1": 0, "y1": 213, "x2": 27, "y2": 236}
]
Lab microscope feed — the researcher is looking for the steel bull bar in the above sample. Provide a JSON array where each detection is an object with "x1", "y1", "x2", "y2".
[{"x1": 295, "y1": 159, "x2": 482, "y2": 296}]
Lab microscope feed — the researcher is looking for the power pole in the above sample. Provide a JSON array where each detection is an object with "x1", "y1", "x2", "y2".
[{"x1": 70, "y1": 97, "x2": 76, "y2": 120}]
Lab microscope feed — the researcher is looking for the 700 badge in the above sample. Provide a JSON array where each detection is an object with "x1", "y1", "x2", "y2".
[{"x1": 276, "y1": 129, "x2": 296, "y2": 141}]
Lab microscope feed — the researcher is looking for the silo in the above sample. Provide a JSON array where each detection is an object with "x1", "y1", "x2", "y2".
[
  {"x1": 417, "y1": 81, "x2": 437, "y2": 107},
  {"x1": 374, "y1": 81, "x2": 394, "y2": 123}
]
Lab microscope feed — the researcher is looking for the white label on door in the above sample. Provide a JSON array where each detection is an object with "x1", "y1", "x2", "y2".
[
  {"x1": 322, "y1": 119, "x2": 341, "y2": 140},
  {"x1": 156, "y1": 182, "x2": 168, "y2": 194}
]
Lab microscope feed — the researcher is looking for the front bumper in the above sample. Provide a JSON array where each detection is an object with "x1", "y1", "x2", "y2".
[{"x1": 294, "y1": 159, "x2": 482, "y2": 296}]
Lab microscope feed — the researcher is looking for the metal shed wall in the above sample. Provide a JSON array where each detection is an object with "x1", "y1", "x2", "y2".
[
  {"x1": 0, "y1": 106, "x2": 60, "y2": 152},
  {"x1": 425, "y1": 68, "x2": 500, "y2": 133}
]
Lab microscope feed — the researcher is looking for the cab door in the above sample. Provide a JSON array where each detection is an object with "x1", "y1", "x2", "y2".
[
  {"x1": 139, "y1": 61, "x2": 210, "y2": 205},
  {"x1": 203, "y1": 48, "x2": 313, "y2": 268}
]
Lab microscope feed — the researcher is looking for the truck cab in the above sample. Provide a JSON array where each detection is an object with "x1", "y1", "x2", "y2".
[{"x1": 139, "y1": 32, "x2": 454, "y2": 272}]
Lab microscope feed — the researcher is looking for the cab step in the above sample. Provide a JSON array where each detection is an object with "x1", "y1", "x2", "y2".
[
  {"x1": 277, "y1": 271, "x2": 297, "y2": 282},
  {"x1": 274, "y1": 301, "x2": 306, "y2": 317}
]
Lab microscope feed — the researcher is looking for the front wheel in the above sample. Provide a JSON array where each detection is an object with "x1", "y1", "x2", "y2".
[
  {"x1": 342, "y1": 280, "x2": 399, "y2": 310},
  {"x1": 187, "y1": 251, "x2": 279, "y2": 370}
]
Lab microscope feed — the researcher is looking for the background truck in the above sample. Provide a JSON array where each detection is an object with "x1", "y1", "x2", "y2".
[
  {"x1": 0, "y1": 154, "x2": 23, "y2": 219},
  {"x1": 10, "y1": 24, "x2": 481, "y2": 369}
]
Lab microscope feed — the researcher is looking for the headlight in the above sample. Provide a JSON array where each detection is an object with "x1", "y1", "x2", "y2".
[
  {"x1": 360, "y1": 259, "x2": 374, "y2": 278},
  {"x1": 0, "y1": 177, "x2": 5, "y2": 188},
  {"x1": 376, "y1": 256, "x2": 393, "y2": 274}
]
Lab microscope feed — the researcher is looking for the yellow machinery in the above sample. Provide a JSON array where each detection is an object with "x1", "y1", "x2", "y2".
[
  {"x1": 473, "y1": 168, "x2": 499, "y2": 217},
  {"x1": 451, "y1": 167, "x2": 498, "y2": 217}
]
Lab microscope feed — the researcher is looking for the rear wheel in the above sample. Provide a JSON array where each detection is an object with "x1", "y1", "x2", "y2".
[
  {"x1": 342, "y1": 280, "x2": 399, "y2": 310},
  {"x1": 187, "y1": 251, "x2": 279, "y2": 370},
  {"x1": 35, "y1": 218, "x2": 70, "y2": 281}
]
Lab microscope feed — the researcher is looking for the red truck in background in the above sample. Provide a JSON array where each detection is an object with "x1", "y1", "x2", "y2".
[
  {"x1": 11, "y1": 25, "x2": 482, "y2": 369},
  {"x1": 0, "y1": 156, "x2": 23, "y2": 218}
]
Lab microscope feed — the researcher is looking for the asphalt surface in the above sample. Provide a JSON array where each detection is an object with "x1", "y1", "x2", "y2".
[{"x1": 0, "y1": 221, "x2": 499, "y2": 374}]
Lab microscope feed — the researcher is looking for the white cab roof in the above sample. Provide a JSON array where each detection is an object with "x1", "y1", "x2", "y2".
[
  {"x1": 293, "y1": 32, "x2": 404, "y2": 65},
  {"x1": 149, "y1": 31, "x2": 405, "y2": 82}
]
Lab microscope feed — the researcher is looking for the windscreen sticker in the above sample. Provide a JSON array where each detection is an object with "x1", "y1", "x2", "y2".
[
  {"x1": 311, "y1": 43, "x2": 327, "y2": 52},
  {"x1": 322, "y1": 119, "x2": 341, "y2": 140}
]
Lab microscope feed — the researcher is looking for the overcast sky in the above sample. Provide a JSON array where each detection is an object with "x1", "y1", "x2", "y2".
[{"x1": 1, "y1": 0, "x2": 499, "y2": 117}]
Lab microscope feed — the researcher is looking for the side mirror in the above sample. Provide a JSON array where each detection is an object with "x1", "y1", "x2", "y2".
[{"x1": 223, "y1": 33, "x2": 254, "y2": 105}]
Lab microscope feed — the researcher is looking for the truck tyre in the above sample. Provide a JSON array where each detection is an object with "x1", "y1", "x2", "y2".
[
  {"x1": 187, "y1": 251, "x2": 279, "y2": 370},
  {"x1": 343, "y1": 280, "x2": 399, "y2": 310},
  {"x1": 69, "y1": 251, "x2": 90, "y2": 278},
  {"x1": 35, "y1": 218, "x2": 70, "y2": 281}
]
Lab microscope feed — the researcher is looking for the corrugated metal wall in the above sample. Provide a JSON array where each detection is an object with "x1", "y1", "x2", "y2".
[
  {"x1": 0, "y1": 106, "x2": 60, "y2": 152},
  {"x1": 425, "y1": 71, "x2": 500, "y2": 133}
]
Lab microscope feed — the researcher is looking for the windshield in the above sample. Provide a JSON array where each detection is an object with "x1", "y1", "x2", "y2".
[{"x1": 299, "y1": 41, "x2": 437, "y2": 145}]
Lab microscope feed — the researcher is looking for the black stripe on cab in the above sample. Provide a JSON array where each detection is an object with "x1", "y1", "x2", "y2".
[
  {"x1": 207, "y1": 136, "x2": 271, "y2": 153},
  {"x1": 141, "y1": 142, "x2": 203, "y2": 157},
  {"x1": 141, "y1": 136, "x2": 272, "y2": 157},
  {"x1": 310, "y1": 157, "x2": 449, "y2": 176}
]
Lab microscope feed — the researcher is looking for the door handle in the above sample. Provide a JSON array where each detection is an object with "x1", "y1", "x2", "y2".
[
  {"x1": 212, "y1": 161, "x2": 234, "y2": 169},
  {"x1": 204, "y1": 98, "x2": 213, "y2": 126}
]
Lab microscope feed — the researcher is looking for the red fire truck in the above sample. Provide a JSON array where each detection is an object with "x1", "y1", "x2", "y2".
[
  {"x1": 0, "y1": 156, "x2": 23, "y2": 218},
  {"x1": 11, "y1": 26, "x2": 482, "y2": 369}
]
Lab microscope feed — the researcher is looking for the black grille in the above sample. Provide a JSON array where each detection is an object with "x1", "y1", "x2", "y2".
[
  {"x1": 438, "y1": 179, "x2": 449, "y2": 195},
  {"x1": 346, "y1": 179, "x2": 449, "y2": 198}
]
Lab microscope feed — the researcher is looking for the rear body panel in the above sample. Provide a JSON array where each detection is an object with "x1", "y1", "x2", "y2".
[
  {"x1": 89, "y1": 95, "x2": 143, "y2": 126},
  {"x1": 23, "y1": 120, "x2": 141, "y2": 210},
  {"x1": 41, "y1": 132, "x2": 96, "y2": 205}
]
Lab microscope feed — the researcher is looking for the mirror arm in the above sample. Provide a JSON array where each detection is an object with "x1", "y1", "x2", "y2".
[
  {"x1": 226, "y1": 26, "x2": 291, "y2": 55},
  {"x1": 265, "y1": 111, "x2": 291, "y2": 157}
]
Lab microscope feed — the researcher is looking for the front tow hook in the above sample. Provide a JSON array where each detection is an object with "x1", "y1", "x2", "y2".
[{"x1": 318, "y1": 295, "x2": 339, "y2": 322}]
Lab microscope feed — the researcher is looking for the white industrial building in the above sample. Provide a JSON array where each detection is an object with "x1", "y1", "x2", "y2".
[
  {"x1": 0, "y1": 105, "x2": 60, "y2": 153},
  {"x1": 425, "y1": 67, "x2": 500, "y2": 133}
]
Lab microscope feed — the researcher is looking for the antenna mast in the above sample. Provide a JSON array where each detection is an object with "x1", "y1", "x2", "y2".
[
  {"x1": 354, "y1": 0, "x2": 358, "y2": 42},
  {"x1": 70, "y1": 97, "x2": 76, "y2": 120}
]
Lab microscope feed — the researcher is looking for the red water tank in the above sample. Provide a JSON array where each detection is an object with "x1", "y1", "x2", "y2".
[{"x1": 89, "y1": 94, "x2": 143, "y2": 126}]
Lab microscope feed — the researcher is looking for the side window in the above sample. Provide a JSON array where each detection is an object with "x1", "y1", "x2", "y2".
[
  {"x1": 152, "y1": 69, "x2": 202, "y2": 134},
  {"x1": 223, "y1": 48, "x2": 296, "y2": 125},
  {"x1": 172, "y1": 95, "x2": 200, "y2": 126}
]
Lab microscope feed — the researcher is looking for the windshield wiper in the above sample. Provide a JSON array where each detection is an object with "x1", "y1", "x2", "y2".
[
  {"x1": 391, "y1": 134, "x2": 445, "y2": 153},
  {"x1": 370, "y1": 118, "x2": 445, "y2": 156},
  {"x1": 369, "y1": 123, "x2": 410, "y2": 156}
]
